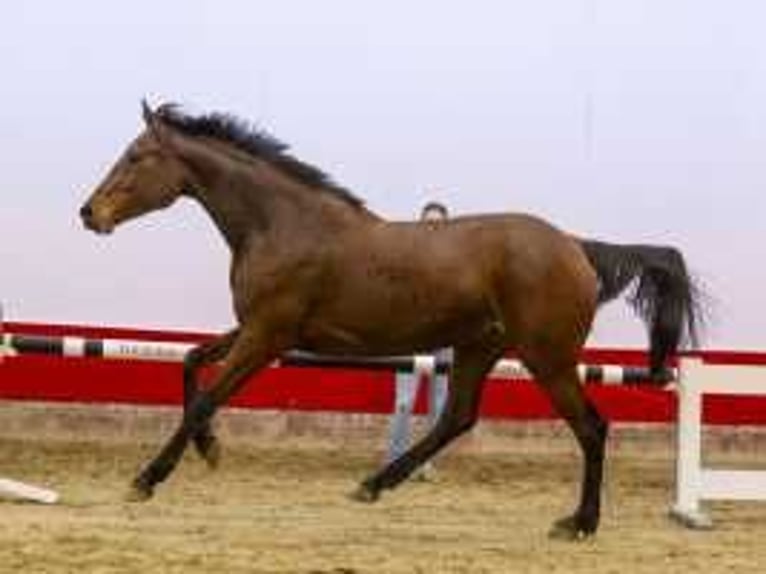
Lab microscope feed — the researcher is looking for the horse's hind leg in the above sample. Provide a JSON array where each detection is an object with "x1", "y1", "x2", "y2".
[
  {"x1": 352, "y1": 342, "x2": 504, "y2": 502},
  {"x1": 532, "y1": 363, "x2": 608, "y2": 539},
  {"x1": 183, "y1": 329, "x2": 239, "y2": 467}
]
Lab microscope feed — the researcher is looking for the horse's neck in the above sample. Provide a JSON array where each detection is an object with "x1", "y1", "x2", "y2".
[
  {"x1": 180, "y1": 138, "x2": 378, "y2": 253},
  {"x1": 191, "y1": 181, "x2": 261, "y2": 252}
]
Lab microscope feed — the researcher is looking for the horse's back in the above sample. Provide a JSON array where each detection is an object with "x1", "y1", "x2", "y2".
[{"x1": 386, "y1": 212, "x2": 594, "y2": 292}]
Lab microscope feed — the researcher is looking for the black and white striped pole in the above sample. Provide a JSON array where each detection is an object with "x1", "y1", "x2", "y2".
[{"x1": 1, "y1": 331, "x2": 674, "y2": 385}]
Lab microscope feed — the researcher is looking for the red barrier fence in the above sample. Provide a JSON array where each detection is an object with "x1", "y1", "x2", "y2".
[{"x1": 3, "y1": 322, "x2": 766, "y2": 424}]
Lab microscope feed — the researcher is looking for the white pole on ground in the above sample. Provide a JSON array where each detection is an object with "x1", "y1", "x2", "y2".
[
  {"x1": 0, "y1": 302, "x2": 60, "y2": 505},
  {"x1": 0, "y1": 478, "x2": 59, "y2": 504}
]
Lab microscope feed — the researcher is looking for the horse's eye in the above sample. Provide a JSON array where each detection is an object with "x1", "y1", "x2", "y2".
[{"x1": 126, "y1": 153, "x2": 141, "y2": 165}]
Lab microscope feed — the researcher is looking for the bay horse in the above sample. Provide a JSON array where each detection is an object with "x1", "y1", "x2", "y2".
[{"x1": 80, "y1": 101, "x2": 703, "y2": 539}]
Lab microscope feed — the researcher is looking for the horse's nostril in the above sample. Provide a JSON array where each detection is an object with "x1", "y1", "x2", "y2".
[{"x1": 80, "y1": 204, "x2": 93, "y2": 219}]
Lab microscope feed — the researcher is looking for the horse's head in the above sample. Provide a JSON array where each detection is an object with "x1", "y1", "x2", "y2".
[{"x1": 80, "y1": 100, "x2": 190, "y2": 234}]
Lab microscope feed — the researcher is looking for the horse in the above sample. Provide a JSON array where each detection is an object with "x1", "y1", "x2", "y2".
[{"x1": 79, "y1": 101, "x2": 704, "y2": 539}]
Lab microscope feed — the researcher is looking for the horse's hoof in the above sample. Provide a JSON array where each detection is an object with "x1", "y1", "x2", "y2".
[
  {"x1": 125, "y1": 480, "x2": 154, "y2": 503},
  {"x1": 200, "y1": 438, "x2": 222, "y2": 469},
  {"x1": 348, "y1": 483, "x2": 379, "y2": 504},
  {"x1": 548, "y1": 515, "x2": 596, "y2": 541}
]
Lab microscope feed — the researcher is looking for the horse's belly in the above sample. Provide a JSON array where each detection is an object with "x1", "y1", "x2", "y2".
[
  {"x1": 296, "y1": 321, "x2": 476, "y2": 355},
  {"x1": 297, "y1": 284, "x2": 491, "y2": 355}
]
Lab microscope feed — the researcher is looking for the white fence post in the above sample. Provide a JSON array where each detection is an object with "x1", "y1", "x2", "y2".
[
  {"x1": 670, "y1": 358, "x2": 712, "y2": 528},
  {"x1": 670, "y1": 357, "x2": 766, "y2": 529}
]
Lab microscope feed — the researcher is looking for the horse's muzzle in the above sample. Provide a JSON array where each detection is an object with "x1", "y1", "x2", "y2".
[{"x1": 79, "y1": 203, "x2": 113, "y2": 234}]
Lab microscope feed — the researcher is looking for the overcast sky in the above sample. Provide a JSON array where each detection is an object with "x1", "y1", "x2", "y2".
[{"x1": 2, "y1": 1, "x2": 765, "y2": 349}]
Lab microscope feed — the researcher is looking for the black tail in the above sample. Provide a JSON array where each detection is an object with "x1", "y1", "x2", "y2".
[{"x1": 580, "y1": 239, "x2": 705, "y2": 382}]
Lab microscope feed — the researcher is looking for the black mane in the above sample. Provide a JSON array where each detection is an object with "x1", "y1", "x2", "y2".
[{"x1": 155, "y1": 104, "x2": 365, "y2": 208}]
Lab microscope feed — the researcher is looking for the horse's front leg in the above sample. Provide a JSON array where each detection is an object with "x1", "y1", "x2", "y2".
[
  {"x1": 129, "y1": 324, "x2": 285, "y2": 501},
  {"x1": 183, "y1": 329, "x2": 239, "y2": 467}
]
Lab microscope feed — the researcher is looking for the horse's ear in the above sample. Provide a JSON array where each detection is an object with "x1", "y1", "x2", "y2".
[
  {"x1": 141, "y1": 99, "x2": 173, "y2": 149},
  {"x1": 141, "y1": 98, "x2": 154, "y2": 126}
]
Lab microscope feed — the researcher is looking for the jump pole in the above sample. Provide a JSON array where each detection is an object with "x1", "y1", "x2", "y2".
[{"x1": 0, "y1": 331, "x2": 671, "y2": 385}]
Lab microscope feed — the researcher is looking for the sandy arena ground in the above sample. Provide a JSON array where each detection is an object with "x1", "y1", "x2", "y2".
[{"x1": 2, "y1": 406, "x2": 766, "y2": 573}]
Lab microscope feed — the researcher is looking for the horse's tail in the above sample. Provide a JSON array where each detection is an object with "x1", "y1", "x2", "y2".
[{"x1": 579, "y1": 239, "x2": 705, "y2": 381}]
